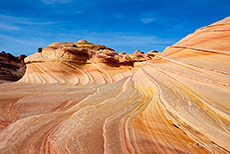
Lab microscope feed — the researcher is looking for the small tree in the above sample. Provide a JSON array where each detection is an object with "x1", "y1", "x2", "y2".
[{"x1": 38, "y1": 47, "x2": 43, "y2": 53}]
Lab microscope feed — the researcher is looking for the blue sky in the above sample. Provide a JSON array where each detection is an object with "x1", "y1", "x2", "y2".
[{"x1": 0, "y1": 0, "x2": 229, "y2": 56}]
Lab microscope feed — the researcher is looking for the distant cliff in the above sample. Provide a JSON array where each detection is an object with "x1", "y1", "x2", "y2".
[{"x1": 0, "y1": 51, "x2": 26, "y2": 83}]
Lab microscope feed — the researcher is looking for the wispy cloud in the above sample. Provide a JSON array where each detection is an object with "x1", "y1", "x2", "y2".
[
  {"x1": 0, "y1": 15, "x2": 58, "y2": 54},
  {"x1": 57, "y1": 32, "x2": 175, "y2": 52},
  {"x1": 112, "y1": 14, "x2": 125, "y2": 19},
  {"x1": 0, "y1": 28, "x2": 175, "y2": 55},
  {"x1": 0, "y1": 23, "x2": 21, "y2": 31},
  {"x1": 41, "y1": 0, "x2": 73, "y2": 4},
  {"x1": 0, "y1": 15, "x2": 57, "y2": 26},
  {"x1": 94, "y1": 33, "x2": 174, "y2": 52},
  {"x1": 0, "y1": 34, "x2": 34, "y2": 45},
  {"x1": 141, "y1": 18, "x2": 155, "y2": 24},
  {"x1": 2, "y1": 0, "x2": 223, "y2": 56}
]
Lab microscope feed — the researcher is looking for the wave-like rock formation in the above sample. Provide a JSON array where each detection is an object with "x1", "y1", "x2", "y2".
[
  {"x1": 0, "y1": 17, "x2": 230, "y2": 154},
  {"x1": 0, "y1": 51, "x2": 26, "y2": 83},
  {"x1": 19, "y1": 40, "x2": 157, "y2": 85}
]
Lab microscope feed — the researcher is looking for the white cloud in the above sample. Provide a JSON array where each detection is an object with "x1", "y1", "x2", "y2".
[
  {"x1": 0, "y1": 15, "x2": 57, "y2": 26},
  {"x1": 0, "y1": 23, "x2": 21, "y2": 31},
  {"x1": 0, "y1": 34, "x2": 38, "y2": 46},
  {"x1": 113, "y1": 14, "x2": 125, "y2": 19},
  {"x1": 41, "y1": 0, "x2": 73, "y2": 4},
  {"x1": 56, "y1": 32, "x2": 175, "y2": 52},
  {"x1": 141, "y1": 18, "x2": 155, "y2": 24}
]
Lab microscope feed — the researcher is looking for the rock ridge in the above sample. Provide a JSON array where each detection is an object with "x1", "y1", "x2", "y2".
[{"x1": 0, "y1": 51, "x2": 26, "y2": 83}]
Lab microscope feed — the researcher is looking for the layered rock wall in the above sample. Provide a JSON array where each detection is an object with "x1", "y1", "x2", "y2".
[{"x1": 0, "y1": 51, "x2": 26, "y2": 83}]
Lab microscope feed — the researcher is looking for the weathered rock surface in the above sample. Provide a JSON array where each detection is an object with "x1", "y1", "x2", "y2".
[
  {"x1": 0, "y1": 51, "x2": 26, "y2": 83},
  {"x1": 0, "y1": 17, "x2": 230, "y2": 154},
  {"x1": 20, "y1": 40, "x2": 158, "y2": 85}
]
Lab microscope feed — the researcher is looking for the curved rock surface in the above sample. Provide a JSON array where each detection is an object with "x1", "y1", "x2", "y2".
[
  {"x1": 0, "y1": 17, "x2": 230, "y2": 154},
  {"x1": 20, "y1": 40, "x2": 157, "y2": 85}
]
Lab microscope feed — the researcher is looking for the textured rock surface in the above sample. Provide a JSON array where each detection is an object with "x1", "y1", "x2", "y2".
[
  {"x1": 0, "y1": 51, "x2": 26, "y2": 83},
  {"x1": 0, "y1": 17, "x2": 230, "y2": 154},
  {"x1": 20, "y1": 41, "x2": 158, "y2": 85}
]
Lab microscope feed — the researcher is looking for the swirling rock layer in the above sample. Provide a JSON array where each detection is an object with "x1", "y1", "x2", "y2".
[
  {"x1": 20, "y1": 40, "x2": 157, "y2": 85},
  {"x1": 0, "y1": 17, "x2": 230, "y2": 154}
]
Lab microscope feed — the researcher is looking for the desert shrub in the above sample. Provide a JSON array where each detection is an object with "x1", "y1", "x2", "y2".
[{"x1": 38, "y1": 47, "x2": 43, "y2": 53}]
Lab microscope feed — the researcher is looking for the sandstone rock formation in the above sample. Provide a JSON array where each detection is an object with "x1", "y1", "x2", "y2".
[
  {"x1": 19, "y1": 40, "x2": 158, "y2": 85},
  {"x1": 0, "y1": 17, "x2": 230, "y2": 154},
  {"x1": 0, "y1": 51, "x2": 26, "y2": 83}
]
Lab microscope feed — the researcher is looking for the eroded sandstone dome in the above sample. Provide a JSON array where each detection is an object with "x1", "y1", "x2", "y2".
[{"x1": 22, "y1": 40, "x2": 158, "y2": 85}]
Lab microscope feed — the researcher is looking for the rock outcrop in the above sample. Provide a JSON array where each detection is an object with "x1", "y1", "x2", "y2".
[
  {"x1": 0, "y1": 17, "x2": 230, "y2": 154},
  {"x1": 0, "y1": 51, "x2": 26, "y2": 83},
  {"x1": 20, "y1": 40, "x2": 158, "y2": 85}
]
